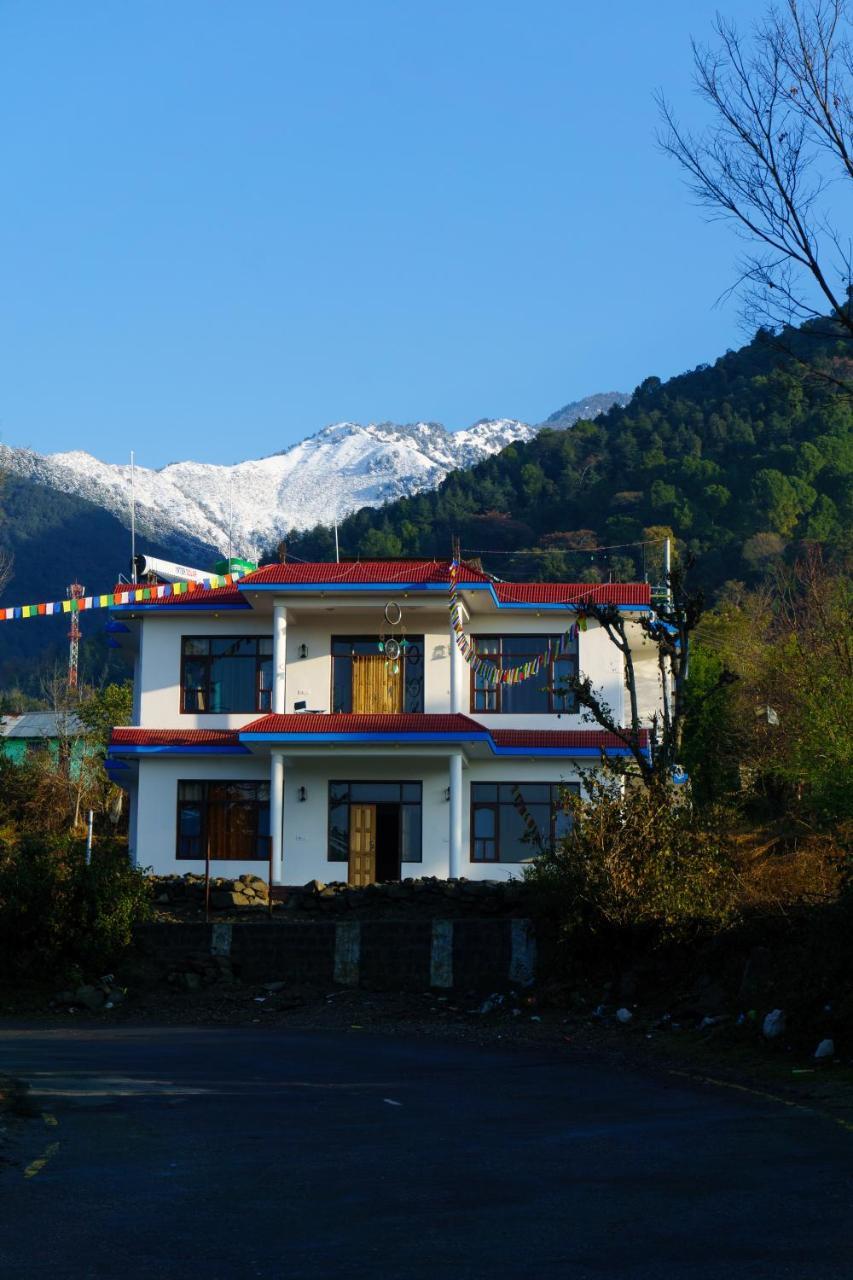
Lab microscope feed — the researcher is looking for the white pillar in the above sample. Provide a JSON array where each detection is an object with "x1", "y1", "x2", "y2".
[
  {"x1": 448, "y1": 752, "x2": 463, "y2": 879},
  {"x1": 449, "y1": 603, "x2": 467, "y2": 714},
  {"x1": 270, "y1": 751, "x2": 284, "y2": 885},
  {"x1": 273, "y1": 602, "x2": 287, "y2": 714}
]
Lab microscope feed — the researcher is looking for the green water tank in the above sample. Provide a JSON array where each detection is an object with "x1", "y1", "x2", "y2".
[{"x1": 212, "y1": 557, "x2": 258, "y2": 577}]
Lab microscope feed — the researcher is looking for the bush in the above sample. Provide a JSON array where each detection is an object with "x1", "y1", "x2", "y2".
[
  {"x1": 0, "y1": 836, "x2": 151, "y2": 979},
  {"x1": 524, "y1": 779, "x2": 739, "y2": 942}
]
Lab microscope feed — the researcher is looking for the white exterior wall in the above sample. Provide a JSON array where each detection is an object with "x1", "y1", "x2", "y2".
[
  {"x1": 125, "y1": 596, "x2": 660, "y2": 881},
  {"x1": 134, "y1": 608, "x2": 656, "y2": 730},
  {"x1": 134, "y1": 753, "x2": 590, "y2": 882},
  {"x1": 135, "y1": 754, "x2": 269, "y2": 878}
]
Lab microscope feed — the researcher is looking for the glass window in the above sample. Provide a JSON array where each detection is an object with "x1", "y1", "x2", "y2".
[
  {"x1": 327, "y1": 781, "x2": 423, "y2": 863},
  {"x1": 176, "y1": 780, "x2": 270, "y2": 861},
  {"x1": 470, "y1": 634, "x2": 578, "y2": 715},
  {"x1": 400, "y1": 804, "x2": 422, "y2": 862},
  {"x1": 470, "y1": 782, "x2": 580, "y2": 863},
  {"x1": 350, "y1": 782, "x2": 401, "y2": 803},
  {"x1": 181, "y1": 637, "x2": 272, "y2": 714},
  {"x1": 328, "y1": 803, "x2": 350, "y2": 861}
]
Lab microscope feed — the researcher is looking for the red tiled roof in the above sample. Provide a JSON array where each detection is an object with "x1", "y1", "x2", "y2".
[
  {"x1": 110, "y1": 728, "x2": 240, "y2": 747},
  {"x1": 110, "y1": 563, "x2": 650, "y2": 610},
  {"x1": 111, "y1": 583, "x2": 247, "y2": 607},
  {"x1": 241, "y1": 713, "x2": 484, "y2": 735},
  {"x1": 493, "y1": 582, "x2": 651, "y2": 606},
  {"x1": 238, "y1": 560, "x2": 490, "y2": 586},
  {"x1": 490, "y1": 728, "x2": 650, "y2": 749},
  {"x1": 239, "y1": 715, "x2": 649, "y2": 751}
]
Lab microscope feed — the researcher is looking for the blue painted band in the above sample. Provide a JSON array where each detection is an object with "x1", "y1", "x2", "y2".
[
  {"x1": 109, "y1": 602, "x2": 251, "y2": 614},
  {"x1": 107, "y1": 743, "x2": 250, "y2": 758}
]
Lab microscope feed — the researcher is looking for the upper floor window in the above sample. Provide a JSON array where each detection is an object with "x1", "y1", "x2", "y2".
[
  {"x1": 181, "y1": 636, "x2": 273, "y2": 714},
  {"x1": 470, "y1": 634, "x2": 577, "y2": 714},
  {"x1": 332, "y1": 636, "x2": 424, "y2": 714}
]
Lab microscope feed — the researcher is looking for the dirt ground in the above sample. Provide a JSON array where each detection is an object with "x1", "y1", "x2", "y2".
[{"x1": 2, "y1": 963, "x2": 852, "y2": 1135}]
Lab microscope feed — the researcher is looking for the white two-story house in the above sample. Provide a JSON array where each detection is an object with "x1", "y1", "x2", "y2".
[{"x1": 105, "y1": 559, "x2": 660, "y2": 884}]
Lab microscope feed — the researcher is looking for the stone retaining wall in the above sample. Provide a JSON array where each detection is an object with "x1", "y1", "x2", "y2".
[{"x1": 134, "y1": 917, "x2": 536, "y2": 992}]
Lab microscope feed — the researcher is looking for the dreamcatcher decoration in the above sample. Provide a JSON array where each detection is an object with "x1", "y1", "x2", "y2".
[
  {"x1": 448, "y1": 559, "x2": 582, "y2": 686},
  {"x1": 378, "y1": 600, "x2": 407, "y2": 675}
]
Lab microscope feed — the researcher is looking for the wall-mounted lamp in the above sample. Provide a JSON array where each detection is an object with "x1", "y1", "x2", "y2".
[
  {"x1": 443, "y1": 787, "x2": 451, "y2": 802},
  {"x1": 297, "y1": 785, "x2": 308, "y2": 802},
  {"x1": 298, "y1": 643, "x2": 308, "y2": 659}
]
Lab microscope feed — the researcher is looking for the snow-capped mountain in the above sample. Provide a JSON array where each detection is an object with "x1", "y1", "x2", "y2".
[
  {"x1": 0, "y1": 419, "x2": 536, "y2": 561},
  {"x1": 0, "y1": 394, "x2": 626, "y2": 562}
]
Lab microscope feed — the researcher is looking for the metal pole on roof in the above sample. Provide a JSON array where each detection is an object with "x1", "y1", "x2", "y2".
[
  {"x1": 130, "y1": 452, "x2": 137, "y2": 583},
  {"x1": 663, "y1": 537, "x2": 672, "y2": 607},
  {"x1": 228, "y1": 475, "x2": 233, "y2": 565},
  {"x1": 334, "y1": 515, "x2": 340, "y2": 563}
]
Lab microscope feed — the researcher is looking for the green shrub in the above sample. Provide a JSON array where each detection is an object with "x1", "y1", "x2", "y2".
[
  {"x1": 525, "y1": 779, "x2": 738, "y2": 942},
  {"x1": 0, "y1": 836, "x2": 151, "y2": 979}
]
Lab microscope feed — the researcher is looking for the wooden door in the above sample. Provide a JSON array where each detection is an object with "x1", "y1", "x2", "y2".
[
  {"x1": 351, "y1": 654, "x2": 403, "y2": 713},
  {"x1": 348, "y1": 804, "x2": 377, "y2": 886}
]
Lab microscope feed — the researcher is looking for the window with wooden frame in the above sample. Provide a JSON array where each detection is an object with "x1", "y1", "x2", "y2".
[
  {"x1": 181, "y1": 636, "x2": 273, "y2": 713},
  {"x1": 331, "y1": 636, "x2": 425, "y2": 714},
  {"x1": 176, "y1": 781, "x2": 271, "y2": 860},
  {"x1": 327, "y1": 781, "x2": 423, "y2": 862},
  {"x1": 470, "y1": 781, "x2": 579, "y2": 863},
  {"x1": 470, "y1": 634, "x2": 577, "y2": 714}
]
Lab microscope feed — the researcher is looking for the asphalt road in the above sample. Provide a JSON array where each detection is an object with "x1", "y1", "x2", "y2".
[{"x1": 0, "y1": 1025, "x2": 850, "y2": 1280}]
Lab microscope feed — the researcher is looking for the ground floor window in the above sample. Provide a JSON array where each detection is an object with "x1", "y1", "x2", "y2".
[
  {"x1": 177, "y1": 780, "x2": 270, "y2": 860},
  {"x1": 328, "y1": 781, "x2": 422, "y2": 872},
  {"x1": 470, "y1": 782, "x2": 578, "y2": 863}
]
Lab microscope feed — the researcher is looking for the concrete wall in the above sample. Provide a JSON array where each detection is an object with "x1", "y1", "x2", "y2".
[
  {"x1": 134, "y1": 752, "x2": 591, "y2": 882},
  {"x1": 134, "y1": 915, "x2": 537, "y2": 992}
]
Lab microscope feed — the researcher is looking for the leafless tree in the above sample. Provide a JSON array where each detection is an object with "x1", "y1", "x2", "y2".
[
  {"x1": 659, "y1": 0, "x2": 853, "y2": 360},
  {"x1": 0, "y1": 547, "x2": 13, "y2": 596},
  {"x1": 561, "y1": 567, "x2": 730, "y2": 790}
]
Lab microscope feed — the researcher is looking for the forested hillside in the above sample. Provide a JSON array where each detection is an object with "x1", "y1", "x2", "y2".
[
  {"x1": 285, "y1": 323, "x2": 852, "y2": 595},
  {"x1": 0, "y1": 476, "x2": 216, "y2": 694}
]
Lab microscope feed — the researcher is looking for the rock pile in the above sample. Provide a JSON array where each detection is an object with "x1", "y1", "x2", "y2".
[
  {"x1": 52, "y1": 975, "x2": 126, "y2": 1012},
  {"x1": 149, "y1": 873, "x2": 530, "y2": 917},
  {"x1": 151, "y1": 873, "x2": 270, "y2": 910},
  {"x1": 282, "y1": 876, "x2": 529, "y2": 916}
]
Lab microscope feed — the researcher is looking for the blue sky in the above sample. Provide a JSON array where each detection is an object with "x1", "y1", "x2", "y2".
[{"x1": 0, "y1": 0, "x2": 770, "y2": 467}]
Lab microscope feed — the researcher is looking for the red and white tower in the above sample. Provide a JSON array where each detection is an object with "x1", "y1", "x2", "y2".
[{"x1": 67, "y1": 581, "x2": 85, "y2": 689}]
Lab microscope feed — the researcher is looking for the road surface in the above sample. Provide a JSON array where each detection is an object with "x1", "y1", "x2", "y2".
[{"x1": 0, "y1": 1025, "x2": 850, "y2": 1278}]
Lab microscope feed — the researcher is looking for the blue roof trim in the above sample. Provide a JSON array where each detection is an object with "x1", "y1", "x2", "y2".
[
  {"x1": 109, "y1": 602, "x2": 251, "y2": 614},
  {"x1": 237, "y1": 729, "x2": 644, "y2": 758},
  {"x1": 107, "y1": 743, "x2": 251, "y2": 758}
]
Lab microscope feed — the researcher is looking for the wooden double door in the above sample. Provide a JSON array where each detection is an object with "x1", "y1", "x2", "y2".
[{"x1": 347, "y1": 803, "x2": 401, "y2": 886}]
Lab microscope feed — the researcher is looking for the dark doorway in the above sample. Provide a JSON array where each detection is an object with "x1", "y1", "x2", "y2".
[{"x1": 375, "y1": 804, "x2": 401, "y2": 882}]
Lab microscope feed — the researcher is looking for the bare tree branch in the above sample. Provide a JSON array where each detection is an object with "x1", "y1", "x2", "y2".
[{"x1": 658, "y1": 0, "x2": 853, "y2": 366}]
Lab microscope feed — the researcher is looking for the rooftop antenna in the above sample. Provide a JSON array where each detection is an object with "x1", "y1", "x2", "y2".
[
  {"x1": 228, "y1": 475, "x2": 234, "y2": 565},
  {"x1": 334, "y1": 511, "x2": 340, "y2": 563},
  {"x1": 130, "y1": 451, "x2": 137, "y2": 583}
]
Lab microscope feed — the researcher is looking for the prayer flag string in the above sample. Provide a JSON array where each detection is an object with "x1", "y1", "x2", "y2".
[
  {"x1": 448, "y1": 560, "x2": 583, "y2": 687},
  {"x1": 0, "y1": 572, "x2": 242, "y2": 622}
]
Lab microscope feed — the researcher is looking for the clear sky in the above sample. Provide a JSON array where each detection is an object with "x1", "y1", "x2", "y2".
[{"x1": 0, "y1": 0, "x2": 770, "y2": 468}]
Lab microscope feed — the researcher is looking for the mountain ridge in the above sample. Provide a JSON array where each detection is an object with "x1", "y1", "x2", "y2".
[{"x1": 0, "y1": 391, "x2": 625, "y2": 561}]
